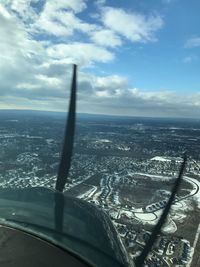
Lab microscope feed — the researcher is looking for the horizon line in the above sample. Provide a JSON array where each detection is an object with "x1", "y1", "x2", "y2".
[{"x1": 0, "y1": 108, "x2": 199, "y2": 121}]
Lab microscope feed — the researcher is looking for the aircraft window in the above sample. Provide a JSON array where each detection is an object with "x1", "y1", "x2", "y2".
[{"x1": 0, "y1": 1, "x2": 199, "y2": 267}]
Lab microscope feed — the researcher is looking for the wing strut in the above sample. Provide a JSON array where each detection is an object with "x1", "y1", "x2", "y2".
[
  {"x1": 55, "y1": 64, "x2": 77, "y2": 192},
  {"x1": 135, "y1": 155, "x2": 187, "y2": 267}
]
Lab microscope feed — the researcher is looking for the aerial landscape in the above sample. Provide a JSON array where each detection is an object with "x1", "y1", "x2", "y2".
[{"x1": 0, "y1": 110, "x2": 199, "y2": 267}]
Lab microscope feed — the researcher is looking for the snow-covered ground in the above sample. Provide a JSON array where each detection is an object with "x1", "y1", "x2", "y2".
[
  {"x1": 78, "y1": 185, "x2": 97, "y2": 200},
  {"x1": 135, "y1": 172, "x2": 174, "y2": 181},
  {"x1": 162, "y1": 219, "x2": 177, "y2": 234},
  {"x1": 135, "y1": 213, "x2": 157, "y2": 221},
  {"x1": 151, "y1": 156, "x2": 183, "y2": 163},
  {"x1": 151, "y1": 156, "x2": 171, "y2": 162},
  {"x1": 79, "y1": 172, "x2": 199, "y2": 240},
  {"x1": 184, "y1": 176, "x2": 200, "y2": 208}
]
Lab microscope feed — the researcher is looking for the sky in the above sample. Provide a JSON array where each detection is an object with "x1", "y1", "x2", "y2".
[{"x1": 0, "y1": 0, "x2": 200, "y2": 118}]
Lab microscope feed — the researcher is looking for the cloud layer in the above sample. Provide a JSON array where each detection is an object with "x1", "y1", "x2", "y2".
[
  {"x1": 0, "y1": 0, "x2": 199, "y2": 118},
  {"x1": 101, "y1": 7, "x2": 163, "y2": 43}
]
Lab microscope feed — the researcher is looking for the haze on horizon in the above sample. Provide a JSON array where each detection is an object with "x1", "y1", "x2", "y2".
[{"x1": 0, "y1": 0, "x2": 200, "y2": 118}]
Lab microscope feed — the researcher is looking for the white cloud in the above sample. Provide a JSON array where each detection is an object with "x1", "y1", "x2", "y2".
[
  {"x1": 59, "y1": 0, "x2": 87, "y2": 13},
  {"x1": 96, "y1": 75, "x2": 127, "y2": 90},
  {"x1": 34, "y1": 4, "x2": 96, "y2": 37},
  {"x1": 74, "y1": 72, "x2": 200, "y2": 118},
  {"x1": 39, "y1": 0, "x2": 87, "y2": 14},
  {"x1": 35, "y1": 74, "x2": 63, "y2": 87},
  {"x1": 58, "y1": 11, "x2": 97, "y2": 34},
  {"x1": 0, "y1": 4, "x2": 45, "y2": 87},
  {"x1": 34, "y1": 15, "x2": 73, "y2": 37},
  {"x1": 96, "y1": 0, "x2": 106, "y2": 5},
  {"x1": 101, "y1": 7, "x2": 163, "y2": 43},
  {"x1": 90, "y1": 29, "x2": 122, "y2": 47},
  {"x1": 47, "y1": 43, "x2": 114, "y2": 66},
  {"x1": 0, "y1": 1, "x2": 114, "y2": 98},
  {"x1": 0, "y1": 0, "x2": 91, "y2": 38},
  {"x1": 16, "y1": 83, "x2": 40, "y2": 90},
  {"x1": 71, "y1": 71, "x2": 200, "y2": 118},
  {"x1": 0, "y1": 3, "x2": 11, "y2": 19},
  {"x1": 185, "y1": 37, "x2": 200, "y2": 48},
  {"x1": 1, "y1": 0, "x2": 37, "y2": 22}
]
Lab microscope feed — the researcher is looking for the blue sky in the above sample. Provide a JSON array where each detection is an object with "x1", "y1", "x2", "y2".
[{"x1": 0, "y1": 0, "x2": 200, "y2": 118}]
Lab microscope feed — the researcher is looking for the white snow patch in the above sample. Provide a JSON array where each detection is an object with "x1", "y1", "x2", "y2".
[
  {"x1": 184, "y1": 176, "x2": 200, "y2": 209},
  {"x1": 121, "y1": 210, "x2": 134, "y2": 218},
  {"x1": 135, "y1": 173, "x2": 173, "y2": 181},
  {"x1": 151, "y1": 156, "x2": 171, "y2": 162},
  {"x1": 96, "y1": 139, "x2": 111, "y2": 143},
  {"x1": 78, "y1": 186, "x2": 97, "y2": 199},
  {"x1": 162, "y1": 219, "x2": 177, "y2": 234},
  {"x1": 135, "y1": 213, "x2": 157, "y2": 221}
]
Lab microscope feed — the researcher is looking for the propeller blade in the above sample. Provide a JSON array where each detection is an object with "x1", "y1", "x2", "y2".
[
  {"x1": 56, "y1": 64, "x2": 77, "y2": 192},
  {"x1": 135, "y1": 155, "x2": 187, "y2": 267}
]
